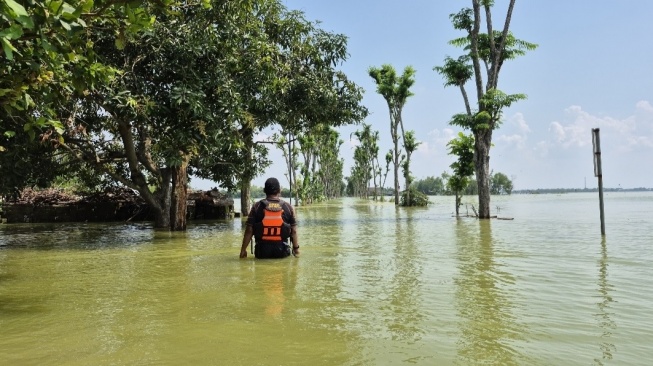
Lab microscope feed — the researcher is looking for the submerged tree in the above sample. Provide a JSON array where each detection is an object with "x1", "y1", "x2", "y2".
[
  {"x1": 351, "y1": 124, "x2": 381, "y2": 200},
  {"x1": 57, "y1": 2, "x2": 235, "y2": 230},
  {"x1": 490, "y1": 171, "x2": 513, "y2": 195},
  {"x1": 434, "y1": 0, "x2": 536, "y2": 218},
  {"x1": 293, "y1": 124, "x2": 346, "y2": 204},
  {"x1": 313, "y1": 126, "x2": 345, "y2": 199},
  {"x1": 271, "y1": 19, "x2": 368, "y2": 206},
  {"x1": 412, "y1": 175, "x2": 446, "y2": 195},
  {"x1": 368, "y1": 64, "x2": 416, "y2": 205},
  {"x1": 400, "y1": 130, "x2": 421, "y2": 205},
  {"x1": 447, "y1": 132, "x2": 475, "y2": 216}
]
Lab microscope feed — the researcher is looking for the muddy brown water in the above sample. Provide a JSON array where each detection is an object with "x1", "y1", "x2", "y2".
[{"x1": 1, "y1": 192, "x2": 651, "y2": 365}]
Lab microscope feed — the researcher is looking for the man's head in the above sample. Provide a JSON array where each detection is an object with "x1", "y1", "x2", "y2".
[{"x1": 264, "y1": 177, "x2": 281, "y2": 195}]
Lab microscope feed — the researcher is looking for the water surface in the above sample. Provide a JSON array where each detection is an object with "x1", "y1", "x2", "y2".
[{"x1": 1, "y1": 192, "x2": 651, "y2": 365}]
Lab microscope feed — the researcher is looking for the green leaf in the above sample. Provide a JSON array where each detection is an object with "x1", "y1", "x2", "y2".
[
  {"x1": 24, "y1": 93, "x2": 33, "y2": 108},
  {"x1": 16, "y1": 15, "x2": 34, "y2": 29},
  {"x1": 2, "y1": 38, "x2": 15, "y2": 60},
  {"x1": 35, "y1": 116, "x2": 47, "y2": 126},
  {"x1": 41, "y1": 37, "x2": 57, "y2": 52},
  {"x1": 81, "y1": 0, "x2": 94, "y2": 13},
  {"x1": 4, "y1": 0, "x2": 29, "y2": 17},
  {"x1": 59, "y1": 19, "x2": 72, "y2": 31},
  {"x1": 115, "y1": 33, "x2": 126, "y2": 50},
  {"x1": 0, "y1": 25, "x2": 23, "y2": 40},
  {"x1": 61, "y1": 2, "x2": 76, "y2": 15},
  {"x1": 4, "y1": 131, "x2": 16, "y2": 138},
  {"x1": 48, "y1": 1, "x2": 63, "y2": 13}
]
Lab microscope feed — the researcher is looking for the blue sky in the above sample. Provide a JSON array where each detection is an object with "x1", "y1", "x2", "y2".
[{"x1": 194, "y1": 1, "x2": 653, "y2": 191}]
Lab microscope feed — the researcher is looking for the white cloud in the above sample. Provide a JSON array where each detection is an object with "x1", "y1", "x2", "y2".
[
  {"x1": 636, "y1": 100, "x2": 653, "y2": 113},
  {"x1": 635, "y1": 100, "x2": 653, "y2": 135},
  {"x1": 412, "y1": 128, "x2": 457, "y2": 157},
  {"x1": 549, "y1": 121, "x2": 567, "y2": 144},
  {"x1": 533, "y1": 140, "x2": 550, "y2": 157},
  {"x1": 497, "y1": 112, "x2": 530, "y2": 149},
  {"x1": 512, "y1": 112, "x2": 531, "y2": 134},
  {"x1": 498, "y1": 133, "x2": 528, "y2": 148},
  {"x1": 541, "y1": 103, "x2": 653, "y2": 153},
  {"x1": 416, "y1": 140, "x2": 433, "y2": 155},
  {"x1": 428, "y1": 127, "x2": 457, "y2": 145}
]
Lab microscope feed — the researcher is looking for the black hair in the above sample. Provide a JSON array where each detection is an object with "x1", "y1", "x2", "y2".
[{"x1": 264, "y1": 177, "x2": 281, "y2": 195}]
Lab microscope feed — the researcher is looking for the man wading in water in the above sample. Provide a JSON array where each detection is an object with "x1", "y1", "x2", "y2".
[{"x1": 240, "y1": 177, "x2": 300, "y2": 259}]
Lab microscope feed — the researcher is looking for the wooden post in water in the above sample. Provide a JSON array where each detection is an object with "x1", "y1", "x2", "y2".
[{"x1": 592, "y1": 128, "x2": 606, "y2": 236}]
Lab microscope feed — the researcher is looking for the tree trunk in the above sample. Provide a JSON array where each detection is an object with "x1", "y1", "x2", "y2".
[
  {"x1": 240, "y1": 181, "x2": 251, "y2": 218},
  {"x1": 404, "y1": 152, "x2": 411, "y2": 206},
  {"x1": 291, "y1": 139, "x2": 299, "y2": 206},
  {"x1": 393, "y1": 154, "x2": 400, "y2": 205},
  {"x1": 455, "y1": 191, "x2": 461, "y2": 217},
  {"x1": 170, "y1": 155, "x2": 190, "y2": 231},
  {"x1": 151, "y1": 169, "x2": 172, "y2": 229},
  {"x1": 152, "y1": 204, "x2": 170, "y2": 229},
  {"x1": 388, "y1": 108, "x2": 398, "y2": 205},
  {"x1": 475, "y1": 130, "x2": 492, "y2": 219},
  {"x1": 404, "y1": 175, "x2": 410, "y2": 206},
  {"x1": 240, "y1": 129, "x2": 254, "y2": 217}
]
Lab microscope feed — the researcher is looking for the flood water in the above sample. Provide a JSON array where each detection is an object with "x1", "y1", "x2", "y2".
[{"x1": 1, "y1": 192, "x2": 652, "y2": 365}]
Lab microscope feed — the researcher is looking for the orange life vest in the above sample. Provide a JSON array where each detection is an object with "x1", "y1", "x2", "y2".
[{"x1": 253, "y1": 200, "x2": 291, "y2": 243}]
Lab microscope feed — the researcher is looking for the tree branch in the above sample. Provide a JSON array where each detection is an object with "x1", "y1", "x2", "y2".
[
  {"x1": 471, "y1": 0, "x2": 485, "y2": 103},
  {"x1": 491, "y1": 0, "x2": 517, "y2": 88}
]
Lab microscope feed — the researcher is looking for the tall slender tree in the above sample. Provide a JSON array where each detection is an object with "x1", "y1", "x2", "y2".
[
  {"x1": 434, "y1": 0, "x2": 536, "y2": 218},
  {"x1": 352, "y1": 124, "x2": 381, "y2": 200},
  {"x1": 368, "y1": 64, "x2": 416, "y2": 205},
  {"x1": 315, "y1": 127, "x2": 345, "y2": 199}
]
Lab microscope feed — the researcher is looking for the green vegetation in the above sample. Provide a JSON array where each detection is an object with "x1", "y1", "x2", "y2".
[
  {"x1": 434, "y1": 1, "x2": 537, "y2": 218},
  {"x1": 2, "y1": 0, "x2": 366, "y2": 230},
  {"x1": 447, "y1": 132, "x2": 475, "y2": 216},
  {"x1": 349, "y1": 123, "x2": 383, "y2": 200},
  {"x1": 490, "y1": 172, "x2": 513, "y2": 195},
  {"x1": 401, "y1": 187, "x2": 429, "y2": 207},
  {"x1": 10, "y1": 1, "x2": 616, "y2": 226},
  {"x1": 368, "y1": 64, "x2": 417, "y2": 206},
  {"x1": 412, "y1": 170, "x2": 512, "y2": 197}
]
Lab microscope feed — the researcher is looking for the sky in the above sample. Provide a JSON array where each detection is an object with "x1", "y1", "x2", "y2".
[{"x1": 193, "y1": 1, "x2": 653, "y2": 191}]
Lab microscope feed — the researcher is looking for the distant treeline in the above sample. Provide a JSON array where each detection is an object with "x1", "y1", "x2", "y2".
[
  {"x1": 206, "y1": 186, "x2": 292, "y2": 200},
  {"x1": 207, "y1": 184, "x2": 652, "y2": 199},
  {"x1": 513, "y1": 187, "x2": 653, "y2": 194}
]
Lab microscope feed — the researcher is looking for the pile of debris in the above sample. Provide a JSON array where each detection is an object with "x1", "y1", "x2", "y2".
[
  {"x1": 79, "y1": 187, "x2": 144, "y2": 204},
  {"x1": 11, "y1": 188, "x2": 81, "y2": 205},
  {"x1": 9, "y1": 186, "x2": 145, "y2": 206},
  {"x1": 2, "y1": 186, "x2": 234, "y2": 223}
]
